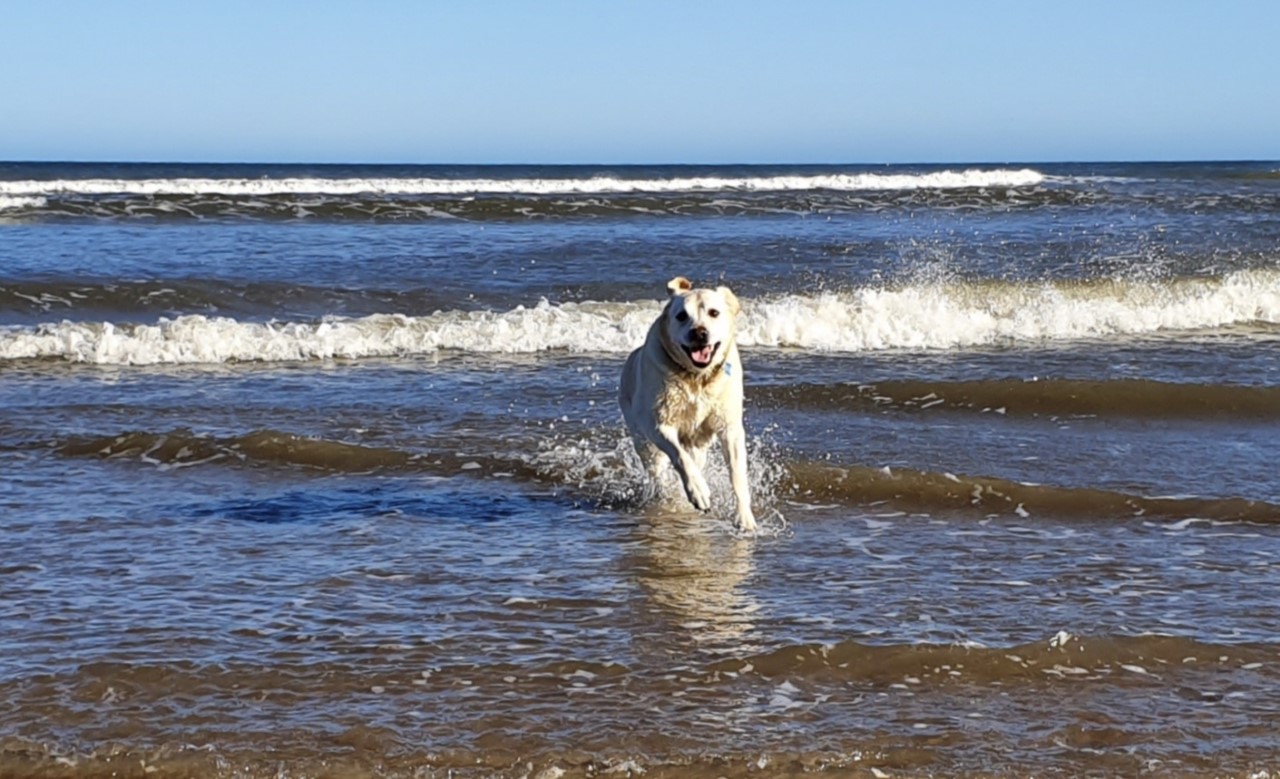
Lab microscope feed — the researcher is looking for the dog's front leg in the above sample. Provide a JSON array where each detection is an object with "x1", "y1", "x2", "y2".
[
  {"x1": 722, "y1": 422, "x2": 757, "y2": 532},
  {"x1": 654, "y1": 425, "x2": 712, "y2": 512}
]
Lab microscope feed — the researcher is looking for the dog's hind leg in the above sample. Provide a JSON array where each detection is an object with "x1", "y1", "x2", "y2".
[
  {"x1": 627, "y1": 439, "x2": 668, "y2": 503},
  {"x1": 636, "y1": 439, "x2": 662, "y2": 481}
]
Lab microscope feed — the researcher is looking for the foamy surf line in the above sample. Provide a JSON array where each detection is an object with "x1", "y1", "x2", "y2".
[
  {"x1": 4, "y1": 271, "x2": 1280, "y2": 365},
  {"x1": 0, "y1": 195, "x2": 47, "y2": 211},
  {"x1": 0, "y1": 168, "x2": 1044, "y2": 197}
]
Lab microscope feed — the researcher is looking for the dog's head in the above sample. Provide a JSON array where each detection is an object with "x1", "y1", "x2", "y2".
[{"x1": 660, "y1": 276, "x2": 741, "y2": 373}]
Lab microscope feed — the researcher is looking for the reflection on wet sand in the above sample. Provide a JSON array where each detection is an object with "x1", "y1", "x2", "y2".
[{"x1": 634, "y1": 510, "x2": 761, "y2": 652}]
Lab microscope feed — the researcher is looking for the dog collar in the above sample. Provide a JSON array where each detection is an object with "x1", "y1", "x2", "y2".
[{"x1": 724, "y1": 361, "x2": 733, "y2": 376}]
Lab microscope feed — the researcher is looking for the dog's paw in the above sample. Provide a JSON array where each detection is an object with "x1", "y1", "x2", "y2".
[
  {"x1": 735, "y1": 508, "x2": 758, "y2": 533},
  {"x1": 685, "y1": 474, "x2": 712, "y2": 512}
]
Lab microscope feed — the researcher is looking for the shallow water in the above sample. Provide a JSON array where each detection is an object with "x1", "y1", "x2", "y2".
[{"x1": 3, "y1": 162, "x2": 1280, "y2": 777}]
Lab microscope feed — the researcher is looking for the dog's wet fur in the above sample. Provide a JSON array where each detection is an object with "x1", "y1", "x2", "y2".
[{"x1": 619, "y1": 276, "x2": 756, "y2": 531}]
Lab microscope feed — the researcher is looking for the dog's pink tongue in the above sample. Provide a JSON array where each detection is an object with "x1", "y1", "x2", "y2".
[{"x1": 691, "y1": 345, "x2": 714, "y2": 365}]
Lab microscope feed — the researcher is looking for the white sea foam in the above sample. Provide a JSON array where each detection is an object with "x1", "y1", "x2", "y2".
[
  {"x1": 0, "y1": 195, "x2": 47, "y2": 211},
  {"x1": 4, "y1": 270, "x2": 1279, "y2": 365},
  {"x1": 0, "y1": 169, "x2": 1044, "y2": 197}
]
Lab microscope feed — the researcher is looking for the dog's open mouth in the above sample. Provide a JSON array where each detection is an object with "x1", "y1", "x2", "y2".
[{"x1": 682, "y1": 342, "x2": 719, "y2": 369}]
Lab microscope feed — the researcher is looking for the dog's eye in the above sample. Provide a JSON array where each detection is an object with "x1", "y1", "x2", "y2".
[
  {"x1": 707, "y1": 308, "x2": 720, "y2": 318},
  {"x1": 675, "y1": 311, "x2": 689, "y2": 323}
]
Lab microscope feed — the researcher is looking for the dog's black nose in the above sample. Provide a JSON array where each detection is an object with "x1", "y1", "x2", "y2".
[{"x1": 690, "y1": 326, "x2": 709, "y2": 345}]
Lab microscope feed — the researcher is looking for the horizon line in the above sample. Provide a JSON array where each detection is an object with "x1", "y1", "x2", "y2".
[{"x1": 3, "y1": 157, "x2": 1277, "y2": 168}]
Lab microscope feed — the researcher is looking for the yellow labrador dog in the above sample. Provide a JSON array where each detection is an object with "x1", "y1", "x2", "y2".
[{"x1": 619, "y1": 276, "x2": 756, "y2": 532}]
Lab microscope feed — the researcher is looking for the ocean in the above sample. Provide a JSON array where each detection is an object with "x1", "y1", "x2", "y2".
[{"x1": 2, "y1": 161, "x2": 1279, "y2": 778}]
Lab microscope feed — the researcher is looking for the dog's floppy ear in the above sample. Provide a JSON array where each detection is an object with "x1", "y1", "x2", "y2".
[
  {"x1": 717, "y1": 286, "x2": 741, "y2": 317},
  {"x1": 666, "y1": 276, "x2": 693, "y2": 296}
]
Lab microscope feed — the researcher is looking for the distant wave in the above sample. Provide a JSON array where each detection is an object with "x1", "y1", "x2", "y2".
[
  {"x1": 756, "y1": 378, "x2": 1280, "y2": 419},
  {"x1": 3, "y1": 270, "x2": 1278, "y2": 365},
  {"x1": 0, "y1": 168, "x2": 1044, "y2": 197},
  {"x1": 0, "y1": 279, "x2": 462, "y2": 320},
  {"x1": 9, "y1": 164, "x2": 1280, "y2": 221}
]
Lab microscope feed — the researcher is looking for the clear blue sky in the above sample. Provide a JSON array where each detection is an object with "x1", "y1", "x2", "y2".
[{"x1": 1, "y1": 0, "x2": 1275, "y2": 164}]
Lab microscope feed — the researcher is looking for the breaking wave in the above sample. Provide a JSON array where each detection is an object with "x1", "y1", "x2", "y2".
[
  {"x1": 0, "y1": 195, "x2": 46, "y2": 211},
  {"x1": 0, "y1": 168, "x2": 1044, "y2": 197},
  {"x1": 4, "y1": 271, "x2": 1280, "y2": 365}
]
